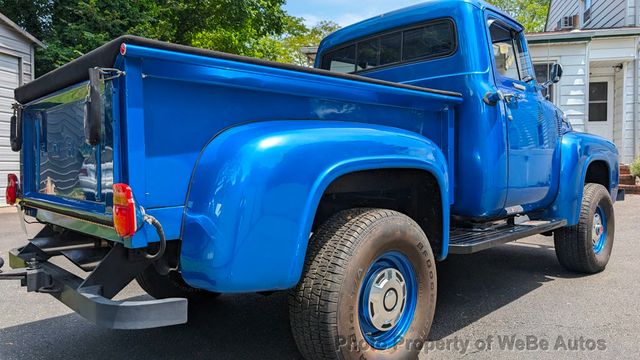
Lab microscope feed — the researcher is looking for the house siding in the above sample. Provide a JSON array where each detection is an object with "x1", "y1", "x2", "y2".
[
  {"x1": 547, "y1": 0, "x2": 631, "y2": 30},
  {"x1": 530, "y1": 34, "x2": 640, "y2": 163},
  {"x1": 584, "y1": 0, "x2": 627, "y2": 29},
  {"x1": 590, "y1": 37, "x2": 637, "y2": 60},
  {"x1": 0, "y1": 19, "x2": 35, "y2": 205},
  {"x1": 0, "y1": 25, "x2": 32, "y2": 82},
  {"x1": 546, "y1": 0, "x2": 581, "y2": 31},
  {"x1": 530, "y1": 42, "x2": 589, "y2": 131}
]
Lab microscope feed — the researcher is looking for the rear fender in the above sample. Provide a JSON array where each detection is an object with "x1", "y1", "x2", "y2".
[{"x1": 180, "y1": 121, "x2": 450, "y2": 293}]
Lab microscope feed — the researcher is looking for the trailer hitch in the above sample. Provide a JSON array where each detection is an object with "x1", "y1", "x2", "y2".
[
  {"x1": 0, "y1": 258, "x2": 58, "y2": 293},
  {"x1": 0, "y1": 236, "x2": 187, "y2": 329}
]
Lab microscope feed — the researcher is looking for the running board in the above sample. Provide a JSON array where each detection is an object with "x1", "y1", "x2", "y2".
[{"x1": 449, "y1": 219, "x2": 567, "y2": 254}]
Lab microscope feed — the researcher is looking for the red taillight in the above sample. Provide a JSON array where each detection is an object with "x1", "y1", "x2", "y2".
[
  {"x1": 113, "y1": 183, "x2": 137, "y2": 238},
  {"x1": 6, "y1": 173, "x2": 18, "y2": 205}
]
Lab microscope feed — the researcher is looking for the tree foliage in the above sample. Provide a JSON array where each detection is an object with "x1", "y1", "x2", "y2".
[
  {"x1": 487, "y1": 0, "x2": 550, "y2": 33},
  {"x1": 275, "y1": 20, "x2": 340, "y2": 66},
  {"x1": 2, "y1": 0, "x2": 549, "y2": 76},
  {"x1": 0, "y1": 0, "x2": 329, "y2": 76}
]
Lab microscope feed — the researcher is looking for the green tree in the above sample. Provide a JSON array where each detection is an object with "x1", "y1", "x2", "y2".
[
  {"x1": 487, "y1": 0, "x2": 550, "y2": 33},
  {"x1": 0, "y1": 0, "x2": 302, "y2": 76},
  {"x1": 0, "y1": 0, "x2": 52, "y2": 41},
  {"x1": 275, "y1": 20, "x2": 340, "y2": 66}
]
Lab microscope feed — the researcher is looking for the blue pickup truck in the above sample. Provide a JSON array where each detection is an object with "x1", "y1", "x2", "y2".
[{"x1": 0, "y1": 0, "x2": 623, "y2": 359}]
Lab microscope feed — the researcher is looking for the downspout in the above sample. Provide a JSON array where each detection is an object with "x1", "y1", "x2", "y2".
[
  {"x1": 636, "y1": 0, "x2": 640, "y2": 161},
  {"x1": 635, "y1": 40, "x2": 639, "y2": 162}
]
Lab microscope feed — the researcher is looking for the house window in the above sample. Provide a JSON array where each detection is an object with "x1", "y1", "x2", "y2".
[
  {"x1": 589, "y1": 82, "x2": 608, "y2": 122},
  {"x1": 584, "y1": 0, "x2": 592, "y2": 22},
  {"x1": 534, "y1": 63, "x2": 556, "y2": 102}
]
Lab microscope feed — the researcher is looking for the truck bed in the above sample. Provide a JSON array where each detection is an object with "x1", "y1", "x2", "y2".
[{"x1": 16, "y1": 36, "x2": 463, "y2": 248}]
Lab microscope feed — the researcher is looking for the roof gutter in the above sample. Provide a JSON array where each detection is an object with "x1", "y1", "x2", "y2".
[{"x1": 527, "y1": 28, "x2": 640, "y2": 43}]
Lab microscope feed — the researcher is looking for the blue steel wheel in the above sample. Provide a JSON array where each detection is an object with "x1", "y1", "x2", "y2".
[
  {"x1": 592, "y1": 206, "x2": 607, "y2": 254},
  {"x1": 358, "y1": 252, "x2": 418, "y2": 350},
  {"x1": 290, "y1": 208, "x2": 437, "y2": 360},
  {"x1": 554, "y1": 183, "x2": 614, "y2": 274}
]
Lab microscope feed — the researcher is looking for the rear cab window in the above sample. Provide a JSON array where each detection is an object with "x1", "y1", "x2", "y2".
[{"x1": 321, "y1": 19, "x2": 456, "y2": 74}]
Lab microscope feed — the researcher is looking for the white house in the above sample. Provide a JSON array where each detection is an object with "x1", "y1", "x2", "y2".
[
  {"x1": 527, "y1": 0, "x2": 640, "y2": 164},
  {"x1": 0, "y1": 13, "x2": 43, "y2": 205}
]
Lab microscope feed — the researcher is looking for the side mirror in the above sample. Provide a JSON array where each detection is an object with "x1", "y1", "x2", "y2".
[
  {"x1": 9, "y1": 105, "x2": 22, "y2": 152},
  {"x1": 541, "y1": 63, "x2": 563, "y2": 90},
  {"x1": 550, "y1": 63, "x2": 563, "y2": 84},
  {"x1": 84, "y1": 67, "x2": 102, "y2": 146}
]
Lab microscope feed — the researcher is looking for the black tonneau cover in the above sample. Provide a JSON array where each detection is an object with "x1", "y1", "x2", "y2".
[{"x1": 15, "y1": 35, "x2": 462, "y2": 104}]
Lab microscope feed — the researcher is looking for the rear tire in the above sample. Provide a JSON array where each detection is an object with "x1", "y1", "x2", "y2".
[
  {"x1": 554, "y1": 183, "x2": 615, "y2": 273},
  {"x1": 289, "y1": 208, "x2": 437, "y2": 360},
  {"x1": 136, "y1": 265, "x2": 220, "y2": 300}
]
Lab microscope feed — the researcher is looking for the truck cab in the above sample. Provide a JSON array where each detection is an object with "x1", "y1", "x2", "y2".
[
  {"x1": 1, "y1": 1, "x2": 621, "y2": 359},
  {"x1": 315, "y1": 0, "x2": 619, "y2": 220}
]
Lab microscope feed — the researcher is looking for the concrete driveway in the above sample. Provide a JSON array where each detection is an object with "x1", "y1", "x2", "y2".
[{"x1": 0, "y1": 197, "x2": 638, "y2": 359}]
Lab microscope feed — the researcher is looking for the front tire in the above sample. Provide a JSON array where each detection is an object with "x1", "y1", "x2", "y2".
[
  {"x1": 289, "y1": 208, "x2": 437, "y2": 360},
  {"x1": 554, "y1": 183, "x2": 615, "y2": 273}
]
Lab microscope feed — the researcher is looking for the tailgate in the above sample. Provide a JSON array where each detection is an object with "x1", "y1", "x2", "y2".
[{"x1": 19, "y1": 77, "x2": 120, "y2": 234}]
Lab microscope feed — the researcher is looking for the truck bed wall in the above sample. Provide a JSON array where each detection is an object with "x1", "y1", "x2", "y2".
[{"x1": 119, "y1": 44, "x2": 461, "y2": 241}]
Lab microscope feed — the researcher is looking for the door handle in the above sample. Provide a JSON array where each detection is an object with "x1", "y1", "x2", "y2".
[
  {"x1": 483, "y1": 90, "x2": 525, "y2": 106},
  {"x1": 502, "y1": 92, "x2": 524, "y2": 104}
]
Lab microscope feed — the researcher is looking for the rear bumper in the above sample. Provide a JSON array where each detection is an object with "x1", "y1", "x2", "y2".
[{"x1": 0, "y1": 236, "x2": 187, "y2": 330}]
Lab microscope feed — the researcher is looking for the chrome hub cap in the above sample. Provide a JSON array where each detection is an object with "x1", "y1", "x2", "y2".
[
  {"x1": 592, "y1": 207, "x2": 607, "y2": 254},
  {"x1": 359, "y1": 251, "x2": 418, "y2": 349},
  {"x1": 366, "y1": 268, "x2": 407, "y2": 331},
  {"x1": 592, "y1": 212, "x2": 604, "y2": 246}
]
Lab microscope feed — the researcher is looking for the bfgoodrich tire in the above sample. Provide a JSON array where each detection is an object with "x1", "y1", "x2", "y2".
[
  {"x1": 554, "y1": 183, "x2": 615, "y2": 273},
  {"x1": 289, "y1": 208, "x2": 437, "y2": 360}
]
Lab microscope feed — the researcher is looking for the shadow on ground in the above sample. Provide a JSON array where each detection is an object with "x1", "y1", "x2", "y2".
[{"x1": 0, "y1": 236, "x2": 589, "y2": 360}]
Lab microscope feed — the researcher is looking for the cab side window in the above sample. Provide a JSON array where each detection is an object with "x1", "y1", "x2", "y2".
[
  {"x1": 489, "y1": 22, "x2": 534, "y2": 82},
  {"x1": 489, "y1": 22, "x2": 519, "y2": 80},
  {"x1": 513, "y1": 34, "x2": 533, "y2": 81}
]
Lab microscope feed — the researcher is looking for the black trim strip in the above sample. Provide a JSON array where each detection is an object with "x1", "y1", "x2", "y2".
[{"x1": 15, "y1": 35, "x2": 461, "y2": 104}]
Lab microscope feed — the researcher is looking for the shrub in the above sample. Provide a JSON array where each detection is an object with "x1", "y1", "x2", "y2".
[{"x1": 631, "y1": 157, "x2": 640, "y2": 178}]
